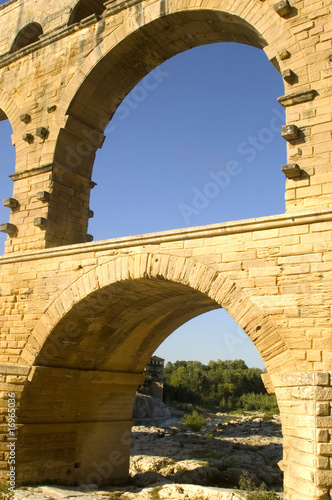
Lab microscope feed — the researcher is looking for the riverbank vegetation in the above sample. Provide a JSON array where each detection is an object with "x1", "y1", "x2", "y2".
[{"x1": 163, "y1": 359, "x2": 278, "y2": 413}]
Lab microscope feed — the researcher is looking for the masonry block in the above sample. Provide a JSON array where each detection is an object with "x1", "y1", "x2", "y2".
[
  {"x1": 36, "y1": 191, "x2": 50, "y2": 202},
  {"x1": 281, "y1": 124, "x2": 300, "y2": 141},
  {"x1": 3, "y1": 198, "x2": 19, "y2": 209},
  {"x1": 33, "y1": 217, "x2": 47, "y2": 229},
  {"x1": 281, "y1": 163, "x2": 301, "y2": 179},
  {"x1": 282, "y1": 69, "x2": 297, "y2": 83},
  {"x1": 22, "y1": 133, "x2": 34, "y2": 144},
  {"x1": 19, "y1": 114, "x2": 31, "y2": 124},
  {"x1": 273, "y1": 0, "x2": 292, "y2": 17},
  {"x1": 0, "y1": 223, "x2": 17, "y2": 236}
]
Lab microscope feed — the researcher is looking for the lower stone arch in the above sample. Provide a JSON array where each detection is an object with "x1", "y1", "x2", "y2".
[
  {"x1": 22, "y1": 253, "x2": 295, "y2": 374},
  {"x1": 16, "y1": 253, "x2": 297, "y2": 488}
]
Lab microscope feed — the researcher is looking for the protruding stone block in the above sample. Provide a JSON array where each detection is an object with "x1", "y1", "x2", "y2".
[
  {"x1": 279, "y1": 49, "x2": 291, "y2": 60},
  {"x1": 281, "y1": 163, "x2": 301, "y2": 179},
  {"x1": 22, "y1": 133, "x2": 34, "y2": 144},
  {"x1": 36, "y1": 191, "x2": 50, "y2": 202},
  {"x1": 317, "y1": 430, "x2": 330, "y2": 443},
  {"x1": 273, "y1": 0, "x2": 292, "y2": 17},
  {"x1": 86, "y1": 234, "x2": 94, "y2": 242},
  {"x1": 317, "y1": 456, "x2": 329, "y2": 469},
  {"x1": 0, "y1": 223, "x2": 17, "y2": 235},
  {"x1": 278, "y1": 89, "x2": 318, "y2": 107},
  {"x1": 281, "y1": 124, "x2": 300, "y2": 141},
  {"x1": 3, "y1": 198, "x2": 19, "y2": 209},
  {"x1": 20, "y1": 113, "x2": 31, "y2": 124},
  {"x1": 33, "y1": 217, "x2": 47, "y2": 229},
  {"x1": 316, "y1": 402, "x2": 330, "y2": 416},
  {"x1": 282, "y1": 69, "x2": 297, "y2": 83},
  {"x1": 88, "y1": 209, "x2": 94, "y2": 219},
  {"x1": 36, "y1": 127, "x2": 48, "y2": 139}
]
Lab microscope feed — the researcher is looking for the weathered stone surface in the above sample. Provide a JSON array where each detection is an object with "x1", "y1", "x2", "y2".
[
  {"x1": 3, "y1": 198, "x2": 18, "y2": 209},
  {"x1": 277, "y1": 90, "x2": 318, "y2": 107},
  {"x1": 0, "y1": 0, "x2": 331, "y2": 499},
  {"x1": 133, "y1": 394, "x2": 171, "y2": 422},
  {"x1": 273, "y1": 0, "x2": 292, "y2": 17},
  {"x1": 278, "y1": 49, "x2": 291, "y2": 60},
  {"x1": 281, "y1": 124, "x2": 300, "y2": 141},
  {"x1": 281, "y1": 163, "x2": 301, "y2": 179},
  {"x1": 0, "y1": 223, "x2": 17, "y2": 235},
  {"x1": 282, "y1": 69, "x2": 297, "y2": 84}
]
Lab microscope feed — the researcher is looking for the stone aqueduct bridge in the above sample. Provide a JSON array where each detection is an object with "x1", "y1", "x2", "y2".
[{"x1": 0, "y1": 0, "x2": 331, "y2": 498}]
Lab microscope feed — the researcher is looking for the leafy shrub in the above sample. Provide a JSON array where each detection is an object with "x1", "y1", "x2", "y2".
[
  {"x1": 182, "y1": 411, "x2": 206, "y2": 431},
  {"x1": 238, "y1": 393, "x2": 279, "y2": 413},
  {"x1": 239, "y1": 471, "x2": 280, "y2": 500},
  {"x1": 220, "y1": 393, "x2": 279, "y2": 413}
]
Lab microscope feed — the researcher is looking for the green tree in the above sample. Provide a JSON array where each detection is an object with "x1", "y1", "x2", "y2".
[{"x1": 163, "y1": 359, "x2": 276, "y2": 411}]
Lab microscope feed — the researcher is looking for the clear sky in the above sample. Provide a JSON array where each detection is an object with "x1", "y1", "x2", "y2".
[{"x1": 0, "y1": 38, "x2": 287, "y2": 369}]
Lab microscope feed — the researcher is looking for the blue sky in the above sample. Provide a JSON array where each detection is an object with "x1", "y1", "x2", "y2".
[{"x1": 0, "y1": 41, "x2": 287, "y2": 369}]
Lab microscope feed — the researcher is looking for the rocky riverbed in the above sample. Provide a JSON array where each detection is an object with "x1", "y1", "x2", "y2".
[{"x1": 14, "y1": 412, "x2": 283, "y2": 500}]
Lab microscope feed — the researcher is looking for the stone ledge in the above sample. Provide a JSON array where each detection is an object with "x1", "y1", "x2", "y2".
[
  {"x1": 271, "y1": 372, "x2": 331, "y2": 388},
  {"x1": 10, "y1": 162, "x2": 93, "y2": 187},
  {"x1": 0, "y1": 23, "x2": 81, "y2": 69},
  {"x1": 104, "y1": 0, "x2": 143, "y2": 16},
  {"x1": 28, "y1": 365, "x2": 145, "y2": 386},
  {"x1": 0, "y1": 208, "x2": 332, "y2": 264},
  {"x1": 278, "y1": 89, "x2": 318, "y2": 107},
  {"x1": 0, "y1": 0, "x2": 17, "y2": 12},
  {"x1": 0, "y1": 0, "x2": 144, "y2": 66},
  {"x1": 0, "y1": 364, "x2": 30, "y2": 376},
  {"x1": 15, "y1": 420, "x2": 134, "y2": 430}
]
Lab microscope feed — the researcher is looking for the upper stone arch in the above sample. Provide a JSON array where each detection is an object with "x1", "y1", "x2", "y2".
[
  {"x1": 21, "y1": 252, "x2": 297, "y2": 376},
  {"x1": 54, "y1": 0, "x2": 306, "y2": 179}
]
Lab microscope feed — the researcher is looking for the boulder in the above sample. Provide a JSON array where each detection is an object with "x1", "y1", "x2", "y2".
[{"x1": 133, "y1": 394, "x2": 171, "y2": 421}]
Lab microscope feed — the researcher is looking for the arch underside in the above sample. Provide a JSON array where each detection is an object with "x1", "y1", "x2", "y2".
[
  {"x1": 36, "y1": 277, "x2": 221, "y2": 372},
  {"x1": 68, "y1": 10, "x2": 267, "y2": 127},
  {"x1": 25, "y1": 254, "x2": 296, "y2": 376}
]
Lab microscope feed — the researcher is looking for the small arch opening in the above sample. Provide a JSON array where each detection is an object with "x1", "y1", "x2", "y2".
[
  {"x1": 68, "y1": 0, "x2": 106, "y2": 25},
  {"x1": 10, "y1": 23, "x2": 43, "y2": 53}
]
